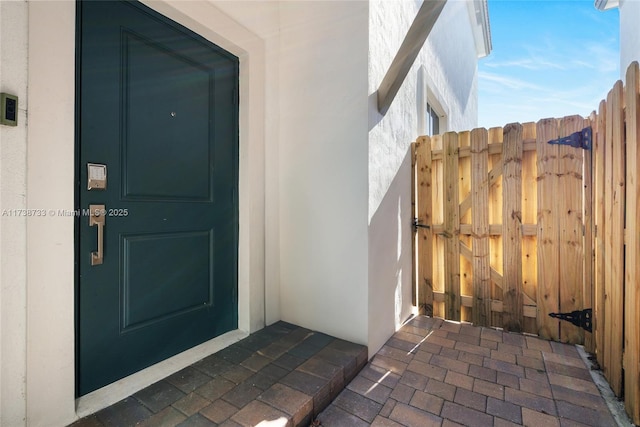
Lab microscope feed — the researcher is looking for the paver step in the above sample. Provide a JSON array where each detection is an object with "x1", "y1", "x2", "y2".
[{"x1": 70, "y1": 321, "x2": 368, "y2": 427}]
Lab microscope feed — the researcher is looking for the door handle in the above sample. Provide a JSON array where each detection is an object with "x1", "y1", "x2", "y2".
[{"x1": 89, "y1": 204, "x2": 105, "y2": 265}]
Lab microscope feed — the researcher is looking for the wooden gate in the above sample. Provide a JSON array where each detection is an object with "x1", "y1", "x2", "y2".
[
  {"x1": 411, "y1": 61, "x2": 640, "y2": 425},
  {"x1": 412, "y1": 117, "x2": 590, "y2": 343}
]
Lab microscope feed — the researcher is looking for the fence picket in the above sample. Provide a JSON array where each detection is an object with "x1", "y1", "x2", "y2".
[
  {"x1": 624, "y1": 62, "x2": 640, "y2": 424},
  {"x1": 431, "y1": 135, "x2": 445, "y2": 318},
  {"x1": 536, "y1": 119, "x2": 560, "y2": 341},
  {"x1": 502, "y1": 123, "x2": 524, "y2": 332},
  {"x1": 557, "y1": 115, "x2": 586, "y2": 344},
  {"x1": 594, "y1": 100, "x2": 606, "y2": 369},
  {"x1": 584, "y1": 113, "x2": 595, "y2": 353},
  {"x1": 603, "y1": 88, "x2": 615, "y2": 387},
  {"x1": 471, "y1": 128, "x2": 490, "y2": 326},
  {"x1": 521, "y1": 123, "x2": 538, "y2": 334},
  {"x1": 488, "y1": 127, "x2": 504, "y2": 327},
  {"x1": 416, "y1": 137, "x2": 434, "y2": 315},
  {"x1": 444, "y1": 132, "x2": 461, "y2": 320},
  {"x1": 606, "y1": 81, "x2": 624, "y2": 395},
  {"x1": 459, "y1": 132, "x2": 473, "y2": 322}
]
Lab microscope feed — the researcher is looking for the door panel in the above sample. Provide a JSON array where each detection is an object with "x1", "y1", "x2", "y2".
[
  {"x1": 77, "y1": 0, "x2": 238, "y2": 396},
  {"x1": 121, "y1": 231, "x2": 214, "y2": 330},
  {"x1": 123, "y1": 30, "x2": 213, "y2": 200}
]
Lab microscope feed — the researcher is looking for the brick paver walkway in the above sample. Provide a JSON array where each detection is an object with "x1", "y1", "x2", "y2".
[
  {"x1": 70, "y1": 321, "x2": 367, "y2": 427},
  {"x1": 318, "y1": 316, "x2": 617, "y2": 427},
  {"x1": 70, "y1": 316, "x2": 619, "y2": 427}
]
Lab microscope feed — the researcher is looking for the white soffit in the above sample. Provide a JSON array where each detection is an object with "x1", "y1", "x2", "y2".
[
  {"x1": 595, "y1": 0, "x2": 620, "y2": 11},
  {"x1": 466, "y1": 0, "x2": 492, "y2": 58}
]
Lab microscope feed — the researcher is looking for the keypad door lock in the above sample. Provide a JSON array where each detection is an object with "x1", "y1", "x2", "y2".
[{"x1": 0, "y1": 93, "x2": 18, "y2": 126}]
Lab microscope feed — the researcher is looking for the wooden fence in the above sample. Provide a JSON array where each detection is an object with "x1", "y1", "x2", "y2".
[
  {"x1": 593, "y1": 62, "x2": 640, "y2": 424},
  {"x1": 411, "y1": 61, "x2": 640, "y2": 424}
]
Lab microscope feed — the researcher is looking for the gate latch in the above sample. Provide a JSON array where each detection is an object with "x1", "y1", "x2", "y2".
[
  {"x1": 548, "y1": 126, "x2": 592, "y2": 150},
  {"x1": 412, "y1": 218, "x2": 430, "y2": 231},
  {"x1": 549, "y1": 308, "x2": 592, "y2": 332}
]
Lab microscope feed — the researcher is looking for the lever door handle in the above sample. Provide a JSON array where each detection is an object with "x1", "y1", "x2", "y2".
[{"x1": 89, "y1": 204, "x2": 105, "y2": 265}]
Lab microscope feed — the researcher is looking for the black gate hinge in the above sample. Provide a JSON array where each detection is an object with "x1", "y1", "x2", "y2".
[
  {"x1": 548, "y1": 127, "x2": 592, "y2": 150},
  {"x1": 549, "y1": 308, "x2": 592, "y2": 332},
  {"x1": 412, "y1": 218, "x2": 430, "y2": 231}
]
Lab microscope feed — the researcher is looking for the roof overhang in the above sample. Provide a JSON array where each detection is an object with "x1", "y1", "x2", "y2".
[
  {"x1": 466, "y1": 0, "x2": 492, "y2": 58},
  {"x1": 595, "y1": 0, "x2": 619, "y2": 11}
]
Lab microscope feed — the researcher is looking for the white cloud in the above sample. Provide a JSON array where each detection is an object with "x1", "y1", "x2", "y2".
[
  {"x1": 484, "y1": 56, "x2": 566, "y2": 71},
  {"x1": 584, "y1": 42, "x2": 619, "y2": 74},
  {"x1": 479, "y1": 71, "x2": 545, "y2": 91}
]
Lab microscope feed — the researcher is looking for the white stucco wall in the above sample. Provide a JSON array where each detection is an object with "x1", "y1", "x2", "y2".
[
  {"x1": 367, "y1": 0, "x2": 480, "y2": 355},
  {"x1": 0, "y1": 2, "x2": 28, "y2": 426},
  {"x1": 203, "y1": 0, "x2": 283, "y2": 328},
  {"x1": 26, "y1": 3, "x2": 77, "y2": 424},
  {"x1": 620, "y1": 0, "x2": 640, "y2": 75},
  {"x1": 278, "y1": 1, "x2": 370, "y2": 345}
]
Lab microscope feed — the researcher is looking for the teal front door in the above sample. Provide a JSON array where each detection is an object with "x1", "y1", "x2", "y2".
[{"x1": 77, "y1": 0, "x2": 239, "y2": 396}]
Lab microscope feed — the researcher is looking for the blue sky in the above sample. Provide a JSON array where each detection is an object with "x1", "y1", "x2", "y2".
[{"x1": 478, "y1": 0, "x2": 620, "y2": 128}]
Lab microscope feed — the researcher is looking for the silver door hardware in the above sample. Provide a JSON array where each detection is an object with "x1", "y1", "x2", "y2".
[
  {"x1": 89, "y1": 204, "x2": 105, "y2": 265},
  {"x1": 87, "y1": 163, "x2": 107, "y2": 190}
]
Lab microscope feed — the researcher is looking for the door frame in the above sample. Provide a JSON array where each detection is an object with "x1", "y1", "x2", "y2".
[{"x1": 25, "y1": 1, "x2": 270, "y2": 423}]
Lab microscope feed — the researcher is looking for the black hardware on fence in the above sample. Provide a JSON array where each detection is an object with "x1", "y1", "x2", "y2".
[
  {"x1": 549, "y1": 308, "x2": 593, "y2": 332},
  {"x1": 412, "y1": 218, "x2": 430, "y2": 231},
  {"x1": 547, "y1": 126, "x2": 592, "y2": 150}
]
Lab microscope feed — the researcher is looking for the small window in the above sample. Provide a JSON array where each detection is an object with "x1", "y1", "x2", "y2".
[{"x1": 427, "y1": 103, "x2": 440, "y2": 136}]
